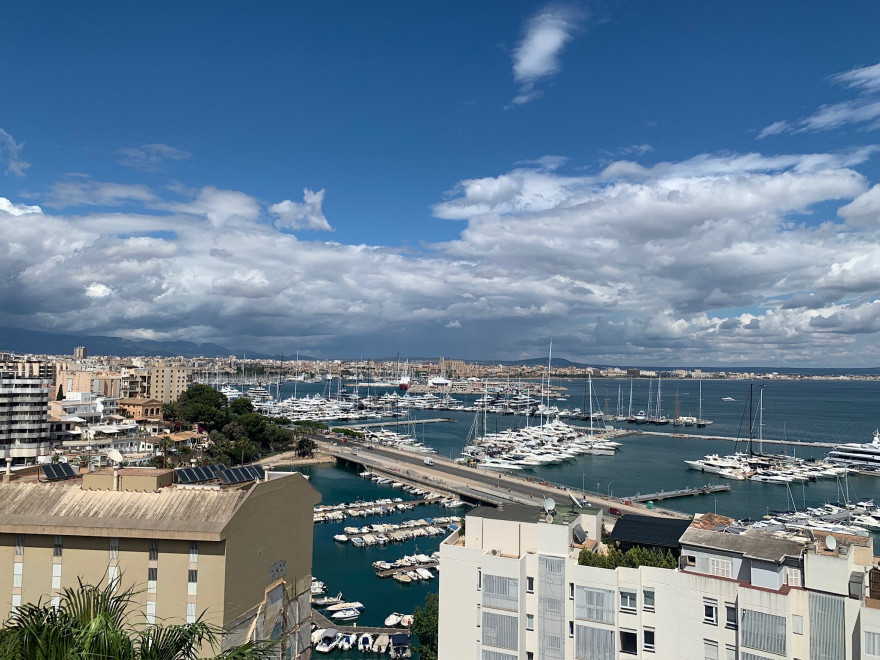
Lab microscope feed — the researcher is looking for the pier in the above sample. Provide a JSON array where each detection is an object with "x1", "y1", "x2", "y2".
[
  {"x1": 375, "y1": 561, "x2": 439, "y2": 578},
  {"x1": 311, "y1": 609, "x2": 406, "y2": 637},
  {"x1": 624, "y1": 484, "x2": 731, "y2": 503},
  {"x1": 635, "y1": 430, "x2": 837, "y2": 448},
  {"x1": 342, "y1": 417, "x2": 456, "y2": 429}
]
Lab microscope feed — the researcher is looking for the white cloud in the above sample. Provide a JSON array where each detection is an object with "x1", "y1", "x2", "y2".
[
  {"x1": 118, "y1": 143, "x2": 192, "y2": 172},
  {"x1": 270, "y1": 188, "x2": 333, "y2": 231},
  {"x1": 510, "y1": 4, "x2": 583, "y2": 106},
  {"x1": 44, "y1": 177, "x2": 158, "y2": 208},
  {"x1": 0, "y1": 128, "x2": 30, "y2": 176},
  {"x1": 4, "y1": 147, "x2": 880, "y2": 365},
  {"x1": 760, "y1": 60, "x2": 880, "y2": 136}
]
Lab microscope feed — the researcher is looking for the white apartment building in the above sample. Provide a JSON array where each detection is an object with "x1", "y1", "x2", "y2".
[
  {"x1": 0, "y1": 371, "x2": 51, "y2": 464},
  {"x1": 439, "y1": 504, "x2": 880, "y2": 660}
]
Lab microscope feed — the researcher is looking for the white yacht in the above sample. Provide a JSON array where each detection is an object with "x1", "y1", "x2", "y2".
[{"x1": 827, "y1": 429, "x2": 880, "y2": 469}]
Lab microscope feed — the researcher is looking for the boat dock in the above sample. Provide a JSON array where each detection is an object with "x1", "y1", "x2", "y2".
[
  {"x1": 636, "y1": 430, "x2": 837, "y2": 448},
  {"x1": 344, "y1": 417, "x2": 456, "y2": 429},
  {"x1": 375, "y1": 561, "x2": 439, "y2": 578},
  {"x1": 624, "y1": 484, "x2": 731, "y2": 503},
  {"x1": 311, "y1": 609, "x2": 406, "y2": 637}
]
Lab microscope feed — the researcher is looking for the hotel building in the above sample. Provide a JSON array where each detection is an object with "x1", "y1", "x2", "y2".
[{"x1": 439, "y1": 504, "x2": 880, "y2": 660}]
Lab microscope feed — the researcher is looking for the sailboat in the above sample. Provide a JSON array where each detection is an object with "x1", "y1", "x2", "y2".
[{"x1": 696, "y1": 379, "x2": 712, "y2": 427}]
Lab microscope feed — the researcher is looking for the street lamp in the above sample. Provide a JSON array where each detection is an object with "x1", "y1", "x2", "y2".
[{"x1": 607, "y1": 481, "x2": 614, "y2": 501}]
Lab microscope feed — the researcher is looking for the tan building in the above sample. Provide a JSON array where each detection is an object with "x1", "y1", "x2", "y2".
[
  {"x1": 150, "y1": 363, "x2": 193, "y2": 403},
  {"x1": 0, "y1": 466, "x2": 318, "y2": 658},
  {"x1": 0, "y1": 371, "x2": 52, "y2": 464},
  {"x1": 117, "y1": 397, "x2": 163, "y2": 421}
]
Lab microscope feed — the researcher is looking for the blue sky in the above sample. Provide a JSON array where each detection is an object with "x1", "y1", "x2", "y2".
[{"x1": 2, "y1": 1, "x2": 880, "y2": 365}]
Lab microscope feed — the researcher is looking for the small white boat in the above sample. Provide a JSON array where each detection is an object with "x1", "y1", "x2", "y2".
[
  {"x1": 312, "y1": 592, "x2": 344, "y2": 608},
  {"x1": 325, "y1": 601, "x2": 364, "y2": 613},
  {"x1": 416, "y1": 567, "x2": 434, "y2": 580},
  {"x1": 393, "y1": 573, "x2": 412, "y2": 584},
  {"x1": 384, "y1": 612, "x2": 403, "y2": 627},
  {"x1": 400, "y1": 614, "x2": 413, "y2": 628},
  {"x1": 358, "y1": 633, "x2": 374, "y2": 653},
  {"x1": 315, "y1": 629, "x2": 342, "y2": 653},
  {"x1": 372, "y1": 633, "x2": 390, "y2": 653},
  {"x1": 331, "y1": 608, "x2": 362, "y2": 621},
  {"x1": 333, "y1": 534, "x2": 348, "y2": 543},
  {"x1": 339, "y1": 633, "x2": 357, "y2": 651},
  {"x1": 389, "y1": 632, "x2": 412, "y2": 658},
  {"x1": 310, "y1": 628, "x2": 326, "y2": 645}
]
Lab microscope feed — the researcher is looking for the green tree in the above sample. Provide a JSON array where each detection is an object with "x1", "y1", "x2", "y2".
[
  {"x1": 295, "y1": 436, "x2": 316, "y2": 458},
  {"x1": 158, "y1": 435, "x2": 175, "y2": 469},
  {"x1": 55, "y1": 385, "x2": 64, "y2": 401},
  {"x1": 578, "y1": 545, "x2": 677, "y2": 570},
  {"x1": 0, "y1": 580, "x2": 275, "y2": 659},
  {"x1": 411, "y1": 592, "x2": 438, "y2": 660},
  {"x1": 173, "y1": 384, "x2": 228, "y2": 432},
  {"x1": 229, "y1": 397, "x2": 255, "y2": 417}
]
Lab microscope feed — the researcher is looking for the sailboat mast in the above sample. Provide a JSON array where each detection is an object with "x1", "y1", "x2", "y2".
[{"x1": 748, "y1": 383, "x2": 754, "y2": 457}]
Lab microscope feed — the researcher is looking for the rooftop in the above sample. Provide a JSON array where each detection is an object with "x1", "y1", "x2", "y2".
[
  {"x1": 680, "y1": 526, "x2": 805, "y2": 562},
  {"x1": 468, "y1": 503, "x2": 598, "y2": 526}
]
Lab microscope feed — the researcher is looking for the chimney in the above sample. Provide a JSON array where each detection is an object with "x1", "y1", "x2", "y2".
[{"x1": 112, "y1": 467, "x2": 120, "y2": 491}]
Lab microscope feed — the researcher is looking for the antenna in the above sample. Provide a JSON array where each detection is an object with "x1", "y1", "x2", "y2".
[
  {"x1": 825, "y1": 535, "x2": 837, "y2": 551},
  {"x1": 566, "y1": 490, "x2": 581, "y2": 510}
]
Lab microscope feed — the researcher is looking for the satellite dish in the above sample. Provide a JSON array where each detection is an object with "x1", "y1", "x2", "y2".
[
  {"x1": 543, "y1": 497, "x2": 556, "y2": 514},
  {"x1": 545, "y1": 515, "x2": 554, "y2": 524},
  {"x1": 567, "y1": 490, "x2": 581, "y2": 508},
  {"x1": 107, "y1": 449, "x2": 124, "y2": 464},
  {"x1": 825, "y1": 535, "x2": 837, "y2": 551}
]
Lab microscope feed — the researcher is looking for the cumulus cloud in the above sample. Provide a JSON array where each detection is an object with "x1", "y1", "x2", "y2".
[
  {"x1": 3, "y1": 144, "x2": 880, "y2": 365},
  {"x1": 270, "y1": 188, "x2": 333, "y2": 231},
  {"x1": 759, "y1": 60, "x2": 880, "y2": 137},
  {"x1": 0, "y1": 128, "x2": 30, "y2": 176},
  {"x1": 118, "y1": 143, "x2": 192, "y2": 172},
  {"x1": 510, "y1": 4, "x2": 584, "y2": 106}
]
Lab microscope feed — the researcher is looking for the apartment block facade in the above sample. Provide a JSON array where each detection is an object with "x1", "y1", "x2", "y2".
[
  {"x1": 439, "y1": 505, "x2": 880, "y2": 660},
  {"x1": 0, "y1": 371, "x2": 51, "y2": 463},
  {"x1": 0, "y1": 468, "x2": 319, "y2": 658}
]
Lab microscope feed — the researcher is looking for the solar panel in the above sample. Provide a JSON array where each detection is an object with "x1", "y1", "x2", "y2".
[
  {"x1": 42, "y1": 463, "x2": 76, "y2": 481},
  {"x1": 572, "y1": 523, "x2": 587, "y2": 545},
  {"x1": 175, "y1": 468, "x2": 195, "y2": 484},
  {"x1": 217, "y1": 464, "x2": 265, "y2": 485}
]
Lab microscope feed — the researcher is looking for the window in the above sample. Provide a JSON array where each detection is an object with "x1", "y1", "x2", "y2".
[
  {"x1": 11, "y1": 594, "x2": 21, "y2": 614},
  {"x1": 709, "y1": 558, "x2": 732, "y2": 579},
  {"x1": 575, "y1": 586, "x2": 615, "y2": 624},
  {"x1": 149, "y1": 539, "x2": 159, "y2": 561},
  {"x1": 51, "y1": 596, "x2": 60, "y2": 609},
  {"x1": 620, "y1": 630, "x2": 637, "y2": 655},
  {"x1": 186, "y1": 602, "x2": 196, "y2": 624},
  {"x1": 188, "y1": 569, "x2": 198, "y2": 583},
  {"x1": 643, "y1": 589, "x2": 655, "y2": 611},
  {"x1": 683, "y1": 555, "x2": 696, "y2": 566},
  {"x1": 791, "y1": 613, "x2": 803, "y2": 635},
  {"x1": 526, "y1": 653, "x2": 534, "y2": 660},
  {"x1": 787, "y1": 567, "x2": 801, "y2": 587},
  {"x1": 53, "y1": 535, "x2": 63, "y2": 557},
  {"x1": 14, "y1": 534, "x2": 23, "y2": 556},
  {"x1": 477, "y1": 569, "x2": 482, "y2": 590},
  {"x1": 725, "y1": 605, "x2": 737, "y2": 629},
  {"x1": 704, "y1": 601, "x2": 718, "y2": 625},
  {"x1": 13, "y1": 562, "x2": 22, "y2": 588},
  {"x1": 569, "y1": 582, "x2": 574, "y2": 599},
  {"x1": 146, "y1": 601, "x2": 156, "y2": 625},
  {"x1": 52, "y1": 564, "x2": 62, "y2": 590},
  {"x1": 644, "y1": 629, "x2": 655, "y2": 652},
  {"x1": 188, "y1": 569, "x2": 198, "y2": 596},
  {"x1": 483, "y1": 575, "x2": 518, "y2": 611},
  {"x1": 740, "y1": 609, "x2": 786, "y2": 656},
  {"x1": 569, "y1": 620, "x2": 574, "y2": 637},
  {"x1": 704, "y1": 639, "x2": 719, "y2": 660},
  {"x1": 109, "y1": 538, "x2": 119, "y2": 560},
  {"x1": 108, "y1": 565, "x2": 119, "y2": 587},
  {"x1": 526, "y1": 614, "x2": 534, "y2": 631},
  {"x1": 866, "y1": 631, "x2": 880, "y2": 656},
  {"x1": 526, "y1": 576, "x2": 534, "y2": 593},
  {"x1": 725, "y1": 645, "x2": 736, "y2": 660},
  {"x1": 148, "y1": 567, "x2": 158, "y2": 581},
  {"x1": 189, "y1": 541, "x2": 198, "y2": 563},
  {"x1": 620, "y1": 590, "x2": 637, "y2": 612},
  {"x1": 481, "y1": 611, "x2": 518, "y2": 651}
]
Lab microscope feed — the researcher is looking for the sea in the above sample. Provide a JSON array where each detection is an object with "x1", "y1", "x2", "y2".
[{"x1": 271, "y1": 377, "x2": 880, "y2": 654}]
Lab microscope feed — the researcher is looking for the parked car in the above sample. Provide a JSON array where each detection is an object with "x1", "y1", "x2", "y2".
[{"x1": 609, "y1": 507, "x2": 623, "y2": 516}]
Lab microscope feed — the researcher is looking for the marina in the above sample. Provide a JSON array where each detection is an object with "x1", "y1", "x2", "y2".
[{"x1": 625, "y1": 484, "x2": 731, "y2": 502}]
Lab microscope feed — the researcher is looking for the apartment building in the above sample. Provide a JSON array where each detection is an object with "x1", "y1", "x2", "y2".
[
  {"x1": 150, "y1": 363, "x2": 193, "y2": 403},
  {"x1": 438, "y1": 504, "x2": 880, "y2": 660},
  {"x1": 0, "y1": 466, "x2": 319, "y2": 658},
  {"x1": 0, "y1": 371, "x2": 52, "y2": 464}
]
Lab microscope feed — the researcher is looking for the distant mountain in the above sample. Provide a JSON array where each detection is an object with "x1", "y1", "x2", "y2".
[{"x1": 0, "y1": 326, "x2": 256, "y2": 359}]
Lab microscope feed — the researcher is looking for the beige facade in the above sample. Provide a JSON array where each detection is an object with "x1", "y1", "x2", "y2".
[
  {"x1": 439, "y1": 505, "x2": 879, "y2": 660},
  {"x1": 0, "y1": 467, "x2": 319, "y2": 658},
  {"x1": 150, "y1": 363, "x2": 193, "y2": 403},
  {"x1": 117, "y1": 397, "x2": 163, "y2": 420}
]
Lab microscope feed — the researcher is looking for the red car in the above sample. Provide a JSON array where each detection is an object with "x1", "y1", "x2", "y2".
[{"x1": 609, "y1": 507, "x2": 623, "y2": 516}]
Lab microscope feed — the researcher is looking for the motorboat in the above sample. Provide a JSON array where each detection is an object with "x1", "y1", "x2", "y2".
[
  {"x1": 358, "y1": 633, "x2": 374, "y2": 653},
  {"x1": 310, "y1": 628, "x2": 326, "y2": 645},
  {"x1": 393, "y1": 572, "x2": 412, "y2": 584},
  {"x1": 828, "y1": 429, "x2": 880, "y2": 469},
  {"x1": 331, "y1": 608, "x2": 362, "y2": 621},
  {"x1": 315, "y1": 628, "x2": 342, "y2": 653},
  {"x1": 400, "y1": 614, "x2": 414, "y2": 628},
  {"x1": 372, "y1": 633, "x2": 390, "y2": 653},
  {"x1": 333, "y1": 534, "x2": 348, "y2": 542},
  {"x1": 325, "y1": 600, "x2": 364, "y2": 612},
  {"x1": 416, "y1": 567, "x2": 434, "y2": 580},
  {"x1": 384, "y1": 612, "x2": 404, "y2": 627},
  {"x1": 339, "y1": 633, "x2": 357, "y2": 651},
  {"x1": 389, "y1": 633, "x2": 412, "y2": 658},
  {"x1": 312, "y1": 592, "x2": 344, "y2": 607},
  {"x1": 310, "y1": 578, "x2": 327, "y2": 595}
]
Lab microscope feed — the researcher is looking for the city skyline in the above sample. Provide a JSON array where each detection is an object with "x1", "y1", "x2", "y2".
[{"x1": 2, "y1": 2, "x2": 880, "y2": 366}]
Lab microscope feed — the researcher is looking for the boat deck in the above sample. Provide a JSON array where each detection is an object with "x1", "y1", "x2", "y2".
[{"x1": 375, "y1": 560, "x2": 439, "y2": 578}]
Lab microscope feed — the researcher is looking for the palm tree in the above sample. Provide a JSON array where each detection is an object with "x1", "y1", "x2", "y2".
[{"x1": 0, "y1": 580, "x2": 276, "y2": 659}]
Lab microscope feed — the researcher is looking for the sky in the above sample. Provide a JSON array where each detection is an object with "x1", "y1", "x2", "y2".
[{"x1": 2, "y1": 1, "x2": 880, "y2": 366}]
